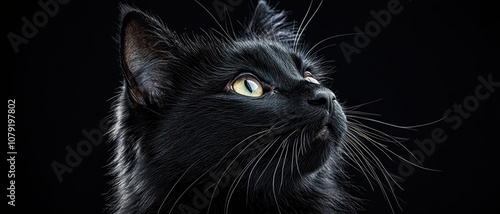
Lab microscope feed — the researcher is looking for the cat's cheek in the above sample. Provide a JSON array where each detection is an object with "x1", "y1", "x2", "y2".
[{"x1": 333, "y1": 102, "x2": 348, "y2": 128}]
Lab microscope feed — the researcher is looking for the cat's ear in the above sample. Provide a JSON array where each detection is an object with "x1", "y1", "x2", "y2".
[
  {"x1": 119, "y1": 4, "x2": 178, "y2": 107},
  {"x1": 245, "y1": 0, "x2": 295, "y2": 42}
]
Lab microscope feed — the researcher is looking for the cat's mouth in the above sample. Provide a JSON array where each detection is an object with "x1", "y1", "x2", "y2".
[
  {"x1": 313, "y1": 111, "x2": 336, "y2": 141},
  {"x1": 315, "y1": 124, "x2": 333, "y2": 141}
]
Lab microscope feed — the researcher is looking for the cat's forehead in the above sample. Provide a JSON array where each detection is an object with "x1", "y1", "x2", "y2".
[
  {"x1": 226, "y1": 40, "x2": 305, "y2": 81},
  {"x1": 230, "y1": 40, "x2": 296, "y2": 60}
]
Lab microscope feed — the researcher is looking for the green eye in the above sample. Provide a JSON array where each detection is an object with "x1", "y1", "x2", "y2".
[{"x1": 232, "y1": 75, "x2": 263, "y2": 97}]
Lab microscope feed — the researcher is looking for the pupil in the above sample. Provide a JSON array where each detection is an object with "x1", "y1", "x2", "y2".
[{"x1": 244, "y1": 80, "x2": 255, "y2": 93}]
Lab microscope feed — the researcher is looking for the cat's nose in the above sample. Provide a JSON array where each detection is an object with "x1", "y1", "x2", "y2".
[{"x1": 307, "y1": 89, "x2": 336, "y2": 111}]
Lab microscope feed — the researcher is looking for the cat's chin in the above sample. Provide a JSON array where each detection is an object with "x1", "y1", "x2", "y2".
[
  {"x1": 312, "y1": 107, "x2": 346, "y2": 144},
  {"x1": 299, "y1": 112, "x2": 346, "y2": 174},
  {"x1": 314, "y1": 123, "x2": 334, "y2": 141}
]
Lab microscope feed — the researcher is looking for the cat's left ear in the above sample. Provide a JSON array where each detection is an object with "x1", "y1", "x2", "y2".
[
  {"x1": 245, "y1": 0, "x2": 295, "y2": 42},
  {"x1": 119, "y1": 4, "x2": 179, "y2": 107}
]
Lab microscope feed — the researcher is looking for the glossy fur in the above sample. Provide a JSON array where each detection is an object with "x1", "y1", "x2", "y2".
[{"x1": 108, "y1": 1, "x2": 362, "y2": 213}]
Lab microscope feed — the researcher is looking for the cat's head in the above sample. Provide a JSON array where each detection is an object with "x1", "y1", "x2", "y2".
[{"x1": 110, "y1": 1, "x2": 351, "y2": 213}]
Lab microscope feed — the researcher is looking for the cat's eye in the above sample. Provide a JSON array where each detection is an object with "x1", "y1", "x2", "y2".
[
  {"x1": 232, "y1": 75, "x2": 264, "y2": 97},
  {"x1": 304, "y1": 71, "x2": 320, "y2": 85}
]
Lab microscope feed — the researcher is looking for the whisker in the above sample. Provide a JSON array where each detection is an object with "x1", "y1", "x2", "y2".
[
  {"x1": 337, "y1": 150, "x2": 364, "y2": 177},
  {"x1": 246, "y1": 138, "x2": 279, "y2": 201},
  {"x1": 167, "y1": 164, "x2": 217, "y2": 214},
  {"x1": 194, "y1": 0, "x2": 232, "y2": 41},
  {"x1": 293, "y1": 0, "x2": 315, "y2": 50},
  {"x1": 347, "y1": 134, "x2": 400, "y2": 213},
  {"x1": 290, "y1": 138, "x2": 296, "y2": 176},
  {"x1": 349, "y1": 119, "x2": 408, "y2": 143},
  {"x1": 209, "y1": 126, "x2": 279, "y2": 212},
  {"x1": 222, "y1": 126, "x2": 294, "y2": 213},
  {"x1": 347, "y1": 125, "x2": 408, "y2": 156},
  {"x1": 343, "y1": 99, "x2": 383, "y2": 111},
  {"x1": 353, "y1": 124, "x2": 441, "y2": 172},
  {"x1": 272, "y1": 140, "x2": 287, "y2": 214},
  {"x1": 305, "y1": 32, "x2": 361, "y2": 57},
  {"x1": 342, "y1": 136, "x2": 376, "y2": 190},
  {"x1": 157, "y1": 160, "x2": 200, "y2": 214},
  {"x1": 350, "y1": 131, "x2": 400, "y2": 189},
  {"x1": 280, "y1": 142, "x2": 290, "y2": 190},
  {"x1": 344, "y1": 103, "x2": 447, "y2": 213},
  {"x1": 307, "y1": 43, "x2": 336, "y2": 57},
  {"x1": 349, "y1": 119, "x2": 441, "y2": 171},
  {"x1": 222, "y1": 3, "x2": 238, "y2": 40},
  {"x1": 296, "y1": 0, "x2": 323, "y2": 50},
  {"x1": 254, "y1": 129, "x2": 298, "y2": 188},
  {"x1": 223, "y1": 140, "x2": 272, "y2": 214},
  {"x1": 350, "y1": 126, "x2": 399, "y2": 164},
  {"x1": 348, "y1": 114, "x2": 446, "y2": 130},
  {"x1": 208, "y1": 28, "x2": 232, "y2": 43},
  {"x1": 296, "y1": 127, "x2": 308, "y2": 177},
  {"x1": 345, "y1": 110, "x2": 381, "y2": 117}
]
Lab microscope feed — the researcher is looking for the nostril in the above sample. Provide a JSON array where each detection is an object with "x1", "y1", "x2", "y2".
[
  {"x1": 308, "y1": 95, "x2": 328, "y2": 106},
  {"x1": 308, "y1": 90, "x2": 336, "y2": 109}
]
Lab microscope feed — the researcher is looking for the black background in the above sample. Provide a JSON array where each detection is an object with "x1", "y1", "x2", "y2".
[{"x1": 4, "y1": 0, "x2": 498, "y2": 213}]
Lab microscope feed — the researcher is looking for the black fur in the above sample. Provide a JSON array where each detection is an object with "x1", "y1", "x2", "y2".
[{"x1": 108, "y1": 1, "x2": 360, "y2": 213}]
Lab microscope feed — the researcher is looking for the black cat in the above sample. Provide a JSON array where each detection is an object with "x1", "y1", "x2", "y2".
[{"x1": 108, "y1": 1, "x2": 393, "y2": 213}]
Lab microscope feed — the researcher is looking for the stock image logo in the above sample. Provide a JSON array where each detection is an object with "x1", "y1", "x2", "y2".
[{"x1": 7, "y1": 0, "x2": 71, "y2": 54}]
